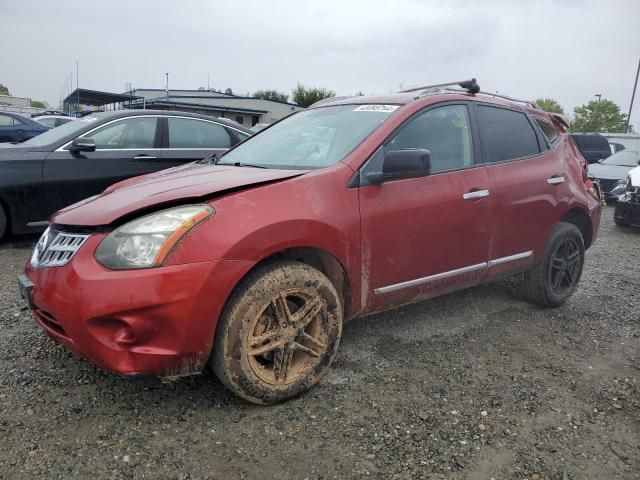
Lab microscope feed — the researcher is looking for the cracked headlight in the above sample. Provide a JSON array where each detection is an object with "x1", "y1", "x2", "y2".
[{"x1": 95, "y1": 205, "x2": 214, "y2": 269}]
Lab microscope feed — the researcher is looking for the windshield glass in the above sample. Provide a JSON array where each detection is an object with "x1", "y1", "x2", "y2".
[
  {"x1": 22, "y1": 114, "x2": 106, "y2": 147},
  {"x1": 601, "y1": 150, "x2": 640, "y2": 167},
  {"x1": 218, "y1": 105, "x2": 398, "y2": 169}
]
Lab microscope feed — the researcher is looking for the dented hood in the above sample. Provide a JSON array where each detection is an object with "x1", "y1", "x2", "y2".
[{"x1": 52, "y1": 162, "x2": 308, "y2": 226}]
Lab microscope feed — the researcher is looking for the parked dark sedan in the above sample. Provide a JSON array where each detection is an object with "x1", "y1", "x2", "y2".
[
  {"x1": 587, "y1": 150, "x2": 640, "y2": 200},
  {"x1": 0, "y1": 110, "x2": 251, "y2": 238},
  {"x1": 0, "y1": 112, "x2": 49, "y2": 143}
]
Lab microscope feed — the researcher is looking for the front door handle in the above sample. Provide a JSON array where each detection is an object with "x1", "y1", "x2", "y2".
[
  {"x1": 547, "y1": 176, "x2": 565, "y2": 185},
  {"x1": 463, "y1": 189, "x2": 490, "y2": 200},
  {"x1": 133, "y1": 154, "x2": 156, "y2": 161}
]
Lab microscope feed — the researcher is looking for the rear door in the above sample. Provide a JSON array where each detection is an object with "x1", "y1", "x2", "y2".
[
  {"x1": 474, "y1": 104, "x2": 566, "y2": 278},
  {"x1": 359, "y1": 103, "x2": 492, "y2": 312},
  {"x1": 161, "y1": 116, "x2": 250, "y2": 165},
  {"x1": 41, "y1": 116, "x2": 164, "y2": 216}
]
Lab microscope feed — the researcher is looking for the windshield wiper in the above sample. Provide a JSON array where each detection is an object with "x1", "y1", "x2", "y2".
[
  {"x1": 198, "y1": 152, "x2": 220, "y2": 165},
  {"x1": 219, "y1": 161, "x2": 268, "y2": 169}
]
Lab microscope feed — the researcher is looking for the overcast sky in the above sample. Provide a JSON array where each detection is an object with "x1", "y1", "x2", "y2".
[{"x1": 2, "y1": 0, "x2": 639, "y2": 127}]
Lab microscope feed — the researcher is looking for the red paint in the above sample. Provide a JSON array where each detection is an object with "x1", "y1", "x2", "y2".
[{"x1": 25, "y1": 92, "x2": 601, "y2": 376}]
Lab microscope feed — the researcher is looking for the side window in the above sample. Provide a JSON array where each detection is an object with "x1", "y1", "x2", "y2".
[
  {"x1": 0, "y1": 115, "x2": 13, "y2": 127},
  {"x1": 168, "y1": 118, "x2": 231, "y2": 149},
  {"x1": 534, "y1": 117, "x2": 559, "y2": 144},
  {"x1": 477, "y1": 106, "x2": 540, "y2": 163},
  {"x1": 38, "y1": 118, "x2": 57, "y2": 128},
  {"x1": 83, "y1": 117, "x2": 157, "y2": 149},
  {"x1": 385, "y1": 104, "x2": 473, "y2": 173}
]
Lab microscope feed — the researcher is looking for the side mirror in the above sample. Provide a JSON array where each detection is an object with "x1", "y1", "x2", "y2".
[
  {"x1": 70, "y1": 137, "x2": 96, "y2": 153},
  {"x1": 366, "y1": 148, "x2": 431, "y2": 184}
]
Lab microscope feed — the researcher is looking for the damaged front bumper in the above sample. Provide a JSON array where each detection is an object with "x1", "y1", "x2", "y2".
[{"x1": 22, "y1": 234, "x2": 253, "y2": 377}]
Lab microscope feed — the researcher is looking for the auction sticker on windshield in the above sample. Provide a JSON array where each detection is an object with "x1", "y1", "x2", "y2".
[{"x1": 353, "y1": 105, "x2": 399, "y2": 112}]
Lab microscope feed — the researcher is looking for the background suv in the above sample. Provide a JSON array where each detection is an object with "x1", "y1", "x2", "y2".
[{"x1": 22, "y1": 83, "x2": 602, "y2": 404}]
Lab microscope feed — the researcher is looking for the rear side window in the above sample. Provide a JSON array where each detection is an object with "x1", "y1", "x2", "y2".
[
  {"x1": 534, "y1": 117, "x2": 559, "y2": 144},
  {"x1": 168, "y1": 118, "x2": 231, "y2": 149},
  {"x1": 0, "y1": 115, "x2": 14, "y2": 126},
  {"x1": 477, "y1": 106, "x2": 540, "y2": 163}
]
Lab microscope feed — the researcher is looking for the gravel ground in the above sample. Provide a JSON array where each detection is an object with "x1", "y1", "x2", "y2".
[{"x1": 0, "y1": 206, "x2": 638, "y2": 480}]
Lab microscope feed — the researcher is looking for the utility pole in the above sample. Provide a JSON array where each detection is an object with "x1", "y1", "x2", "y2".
[
  {"x1": 207, "y1": 73, "x2": 210, "y2": 90},
  {"x1": 594, "y1": 94, "x2": 602, "y2": 132},
  {"x1": 165, "y1": 72, "x2": 169, "y2": 98},
  {"x1": 626, "y1": 58, "x2": 640, "y2": 133},
  {"x1": 76, "y1": 61, "x2": 79, "y2": 115}
]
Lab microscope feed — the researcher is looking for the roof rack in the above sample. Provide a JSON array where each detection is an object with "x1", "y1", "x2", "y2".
[
  {"x1": 469, "y1": 90, "x2": 539, "y2": 109},
  {"x1": 398, "y1": 78, "x2": 480, "y2": 95}
]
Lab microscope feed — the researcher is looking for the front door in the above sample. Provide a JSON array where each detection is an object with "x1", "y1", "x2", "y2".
[
  {"x1": 358, "y1": 103, "x2": 492, "y2": 312},
  {"x1": 41, "y1": 116, "x2": 164, "y2": 219}
]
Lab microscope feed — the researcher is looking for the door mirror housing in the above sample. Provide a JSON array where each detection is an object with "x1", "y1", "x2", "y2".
[
  {"x1": 365, "y1": 149, "x2": 431, "y2": 184},
  {"x1": 70, "y1": 137, "x2": 96, "y2": 153}
]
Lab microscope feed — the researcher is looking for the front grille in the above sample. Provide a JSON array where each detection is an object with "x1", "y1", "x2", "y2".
[
  {"x1": 31, "y1": 228, "x2": 90, "y2": 268},
  {"x1": 596, "y1": 178, "x2": 618, "y2": 194}
]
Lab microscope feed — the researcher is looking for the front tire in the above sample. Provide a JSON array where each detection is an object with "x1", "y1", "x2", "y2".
[
  {"x1": 0, "y1": 204, "x2": 6, "y2": 240},
  {"x1": 521, "y1": 222, "x2": 585, "y2": 307},
  {"x1": 212, "y1": 260, "x2": 343, "y2": 405}
]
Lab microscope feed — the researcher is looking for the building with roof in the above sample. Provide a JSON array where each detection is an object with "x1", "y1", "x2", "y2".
[
  {"x1": 0, "y1": 94, "x2": 42, "y2": 116},
  {"x1": 127, "y1": 88, "x2": 303, "y2": 126}
]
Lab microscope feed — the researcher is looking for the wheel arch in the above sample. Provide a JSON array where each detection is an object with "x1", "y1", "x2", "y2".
[
  {"x1": 559, "y1": 207, "x2": 593, "y2": 249},
  {"x1": 249, "y1": 246, "x2": 354, "y2": 320}
]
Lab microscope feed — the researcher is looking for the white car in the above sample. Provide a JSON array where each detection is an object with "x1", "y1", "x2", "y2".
[{"x1": 32, "y1": 115, "x2": 76, "y2": 128}]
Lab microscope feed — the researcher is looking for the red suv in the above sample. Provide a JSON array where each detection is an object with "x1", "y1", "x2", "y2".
[{"x1": 20, "y1": 80, "x2": 602, "y2": 404}]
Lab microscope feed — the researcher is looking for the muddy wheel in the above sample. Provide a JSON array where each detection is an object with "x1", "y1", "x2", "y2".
[
  {"x1": 0, "y1": 204, "x2": 6, "y2": 240},
  {"x1": 212, "y1": 260, "x2": 343, "y2": 404},
  {"x1": 521, "y1": 222, "x2": 585, "y2": 307}
]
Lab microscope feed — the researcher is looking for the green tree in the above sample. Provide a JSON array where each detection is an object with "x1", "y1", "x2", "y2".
[
  {"x1": 31, "y1": 100, "x2": 47, "y2": 108},
  {"x1": 224, "y1": 87, "x2": 233, "y2": 95},
  {"x1": 535, "y1": 98, "x2": 564, "y2": 114},
  {"x1": 253, "y1": 89, "x2": 289, "y2": 103},
  {"x1": 571, "y1": 99, "x2": 628, "y2": 133},
  {"x1": 291, "y1": 83, "x2": 336, "y2": 108},
  {"x1": 0, "y1": 84, "x2": 9, "y2": 95}
]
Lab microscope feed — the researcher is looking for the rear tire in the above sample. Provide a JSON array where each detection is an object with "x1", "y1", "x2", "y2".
[
  {"x1": 212, "y1": 260, "x2": 343, "y2": 405},
  {"x1": 614, "y1": 216, "x2": 628, "y2": 227},
  {"x1": 521, "y1": 222, "x2": 585, "y2": 307},
  {"x1": 0, "y1": 204, "x2": 6, "y2": 240}
]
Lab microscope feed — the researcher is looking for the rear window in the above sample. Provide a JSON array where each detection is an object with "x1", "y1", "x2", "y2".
[
  {"x1": 477, "y1": 106, "x2": 540, "y2": 163},
  {"x1": 534, "y1": 117, "x2": 559, "y2": 144},
  {"x1": 573, "y1": 134, "x2": 609, "y2": 150}
]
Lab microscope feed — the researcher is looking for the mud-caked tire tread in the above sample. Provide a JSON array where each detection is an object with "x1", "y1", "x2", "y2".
[{"x1": 211, "y1": 260, "x2": 343, "y2": 405}]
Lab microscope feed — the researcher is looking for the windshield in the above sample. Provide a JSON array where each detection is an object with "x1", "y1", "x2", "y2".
[
  {"x1": 218, "y1": 104, "x2": 398, "y2": 169},
  {"x1": 601, "y1": 150, "x2": 640, "y2": 167},
  {"x1": 22, "y1": 114, "x2": 106, "y2": 147}
]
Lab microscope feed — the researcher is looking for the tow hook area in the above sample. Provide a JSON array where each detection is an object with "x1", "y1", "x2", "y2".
[{"x1": 159, "y1": 351, "x2": 210, "y2": 381}]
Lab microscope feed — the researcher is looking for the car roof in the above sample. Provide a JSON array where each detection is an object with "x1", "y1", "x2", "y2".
[
  {"x1": 84, "y1": 109, "x2": 253, "y2": 133},
  {"x1": 311, "y1": 90, "x2": 549, "y2": 118}
]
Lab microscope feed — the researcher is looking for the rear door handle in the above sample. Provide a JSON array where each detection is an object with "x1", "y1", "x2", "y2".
[
  {"x1": 463, "y1": 189, "x2": 490, "y2": 200},
  {"x1": 133, "y1": 154, "x2": 156, "y2": 161},
  {"x1": 547, "y1": 176, "x2": 565, "y2": 185}
]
